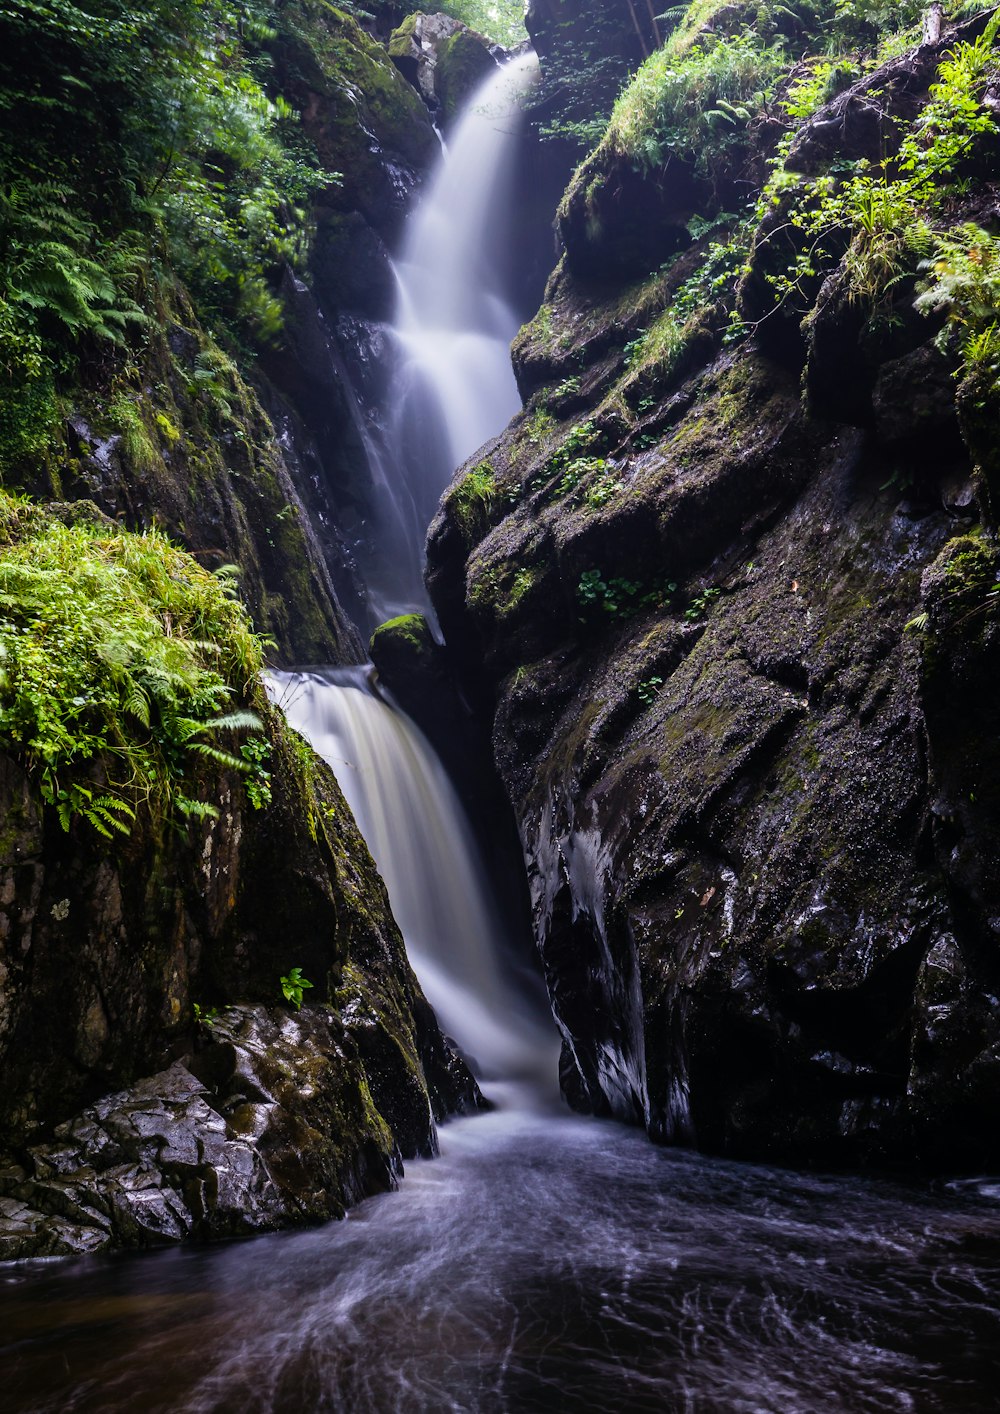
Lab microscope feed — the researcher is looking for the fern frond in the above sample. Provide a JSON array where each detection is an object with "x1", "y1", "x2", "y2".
[
  {"x1": 175, "y1": 795, "x2": 221, "y2": 820},
  {"x1": 84, "y1": 797, "x2": 134, "y2": 837},
  {"x1": 200, "y1": 709, "x2": 262, "y2": 734},
  {"x1": 123, "y1": 685, "x2": 151, "y2": 728},
  {"x1": 187, "y1": 741, "x2": 249, "y2": 771}
]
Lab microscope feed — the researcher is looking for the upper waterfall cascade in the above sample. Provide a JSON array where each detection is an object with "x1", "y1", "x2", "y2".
[{"x1": 362, "y1": 52, "x2": 539, "y2": 624}]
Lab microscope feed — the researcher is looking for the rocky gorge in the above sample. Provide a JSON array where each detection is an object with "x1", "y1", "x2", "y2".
[{"x1": 1, "y1": 0, "x2": 1000, "y2": 1280}]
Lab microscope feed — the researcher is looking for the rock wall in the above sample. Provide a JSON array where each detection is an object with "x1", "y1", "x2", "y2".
[
  {"x1": 0, "y1": 694, "x2": 481, "y2": 1257},
  {"x1": 427, "y1": 15, "x2": 1000, "y2": 1169}
]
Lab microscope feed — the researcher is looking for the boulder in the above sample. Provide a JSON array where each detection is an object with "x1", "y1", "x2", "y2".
[{"x1": 389, "y1": 12, "x2": 497, "y2": 125}]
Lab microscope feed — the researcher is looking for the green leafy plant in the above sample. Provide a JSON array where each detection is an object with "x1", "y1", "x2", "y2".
[
  {"x1": 0, "y1": 490, "x2": 267, "y2": 836},
  {"x1": 240, "y1": 735, "x2": 272, "y2": 809},
  {"x1": 637, "y1": 675, "x2": 664, "y2": 705},
  {"x1": 684, "y1": 585, "x2": 722, "y2": 620},
  {"x1": 193, "y1": 1002, "x2": 220, "y2": 1027},
  {"x1": 280, "y1": 967, "x2": 314, "y2": 1010},
  {"x1": 584, "y1": 470, "x2": 625, "y2": 508},
  {"x1": 781, "y1": 59, "x2": 857, "y2": 121},
  {"x1": 576, "y1": 569, "x2": 674, "y2": 619}
]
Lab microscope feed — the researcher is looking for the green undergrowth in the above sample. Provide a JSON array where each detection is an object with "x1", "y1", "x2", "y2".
[
  {"x1": 607, "y1": 31, "x2": 785, "y2": 182},
  {"x1": 0, "y1": 491, "x2": 271, "y2": 836},
  {"x1": 745, "y1": 10, "x2": 1000, "y2": 339},
  {"x1": 917, "y1": 221, "x2": 1000, "y2": 392},
  {"x1": 0, "y1": 0, "x2": 334, "y2": 471}
]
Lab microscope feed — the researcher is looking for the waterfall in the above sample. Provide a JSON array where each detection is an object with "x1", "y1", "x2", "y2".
[
  {"x1": 362, "y1": 52, "x2": 539, "y2": 623},
  {"x1": 271, "y1": 55, "x2": 556, "y2": 1093},
  {"x1": 269, "y1": 668, "x2": 554, "y2": 1083}
]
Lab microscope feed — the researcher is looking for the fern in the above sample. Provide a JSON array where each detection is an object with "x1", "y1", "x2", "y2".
[
  {"x1": 83, "y1": 796, "x2": 136, "y2": 839},
  {"x1": 201, "y1": 709, "x2": 263, "y2": 733},
  {"x1": 123, "y1": 685, "x2": 151, "y2": 729},
  {"x1": 175, "y1": 795, "x2": 222, "y2": 820},
  {"x1": 187, "y1": 741, "x2": 249, "y2": 771}
]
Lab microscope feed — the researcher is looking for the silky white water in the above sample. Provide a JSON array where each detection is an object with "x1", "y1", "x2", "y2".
[
  {"x1": 362, "y1": 52, "x2": 538, "y2": 623},
  {"x1": 392, "y1": 51, "x2": 539, "y2": 472},
  {"x1": 268, "y1": 668, "x2": 556, "y2": 1085}
]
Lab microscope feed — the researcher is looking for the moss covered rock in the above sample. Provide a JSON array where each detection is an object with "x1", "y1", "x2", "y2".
[
  {"x1": 389, "y1": 12, "x2": 496, "y2": 126},
  {"x1": 275, "y1": 2, "x2": 437, "y2": 237},
  {"x1": 0, "y1": 506, "x2": 480, "y2": 1250},
  {"x1": 426, "y1": 15, "x2": 1000, "y2": 1170}
]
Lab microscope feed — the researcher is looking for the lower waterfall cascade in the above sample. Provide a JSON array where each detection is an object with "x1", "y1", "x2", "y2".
[{"x1": 268, "y1": 666, "x2": 556, "y2": 1088}]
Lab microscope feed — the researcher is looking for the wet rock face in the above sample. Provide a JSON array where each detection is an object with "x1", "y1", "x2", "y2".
[
  {"x1": 0, "y1": 1004, "x2": 466, "y2": 1260},
  {"x1": 433, "y1": 355, "x2": 1000, "y2": 1167},
  {"x1": 0, "y1": 704, "x2": 483, "y2": 1249},
  {"x1": 427, "y1": 22, "x2": 1000, "y2": 1168}
]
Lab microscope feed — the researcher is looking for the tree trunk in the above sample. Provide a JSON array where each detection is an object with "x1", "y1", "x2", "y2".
[
  {"x1": 623, "y1": 0, "x2": 650, "y2": 57},
  {"x1": 923, "y1": 2, "x2": 943, "y2": 44},
  {"x1": 644, "y1": 0, "x2": 663, "y2": 47}
]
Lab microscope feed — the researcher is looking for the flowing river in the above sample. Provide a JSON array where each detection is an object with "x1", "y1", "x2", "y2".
[
  {"x1": 2, "y1": 1102, "x2": 1000, "y2": 1411},
  {"x1": 3, "y1": 51, "x2": 1000, "y2": 1414}
]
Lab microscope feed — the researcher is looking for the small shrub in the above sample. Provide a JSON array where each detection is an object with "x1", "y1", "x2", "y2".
[{"x1": 280, "y1": 967, "x2": 314, "y2": 1010}]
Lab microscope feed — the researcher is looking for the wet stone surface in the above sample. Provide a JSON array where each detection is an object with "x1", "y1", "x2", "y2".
[{"x1": 0, "y1": 1006, "x2": 410, "y2": 1260}]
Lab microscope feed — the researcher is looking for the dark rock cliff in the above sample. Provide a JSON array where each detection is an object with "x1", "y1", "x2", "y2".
[
  {"x1": 427, "y1": 15, "x2": 1000, "y2": 1169},
  {"x1": 0, "y1": 688, "x2": 482, "y2": 1258}
]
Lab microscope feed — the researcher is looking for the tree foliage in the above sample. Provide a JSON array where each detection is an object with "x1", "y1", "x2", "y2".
[{"x1": 0, "y1": 0, "x2": 328, "y2": 466}]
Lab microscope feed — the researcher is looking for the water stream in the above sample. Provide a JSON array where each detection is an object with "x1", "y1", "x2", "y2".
[
  {"x1": 3, "y1": 1114, "x2": 1000, "y2": 1411},
  {"x1": 3, "y1": 49, "x2": 1000, "y2": 1414},
  {"x1": 267, "y1": 666, "x2": 554, "y2": 1085},
  {"x1": 359, "y1": 53, "x2": 538, "y2": 624}
]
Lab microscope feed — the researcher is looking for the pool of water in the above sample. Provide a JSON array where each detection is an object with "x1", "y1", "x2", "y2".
[{"x1": 2, "y1": 1089, "x2": 999, "y2": 1413}]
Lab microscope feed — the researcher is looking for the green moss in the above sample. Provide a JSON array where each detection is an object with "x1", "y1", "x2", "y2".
[
  {"x1": 0, "y1": 370, "x2": 60, "y2": 474},
  {"x1": 468, "y1": 559, "x2": 538, "y2": 622},
  {"x1": 447, "y1": 459, "x2": 497, "y2": 541},
  {"x1": 941, "y1": 530, "x2": 994, "y2": 591},
  {"x1": 107, "y1": 393, "x2": 159, "y2": 472},
  {"x1": 279, "y1": 1, "x2": 435, "y2": 209},
  {"x1": 436, "y1": 30, "x2": 496, "y2": 124},
  {"x1": 387, "y1": 12, "x2": 419, "y2": 59},
  {"x1": 371, "y1": 612, "x2": 427, "y2": 655}
]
